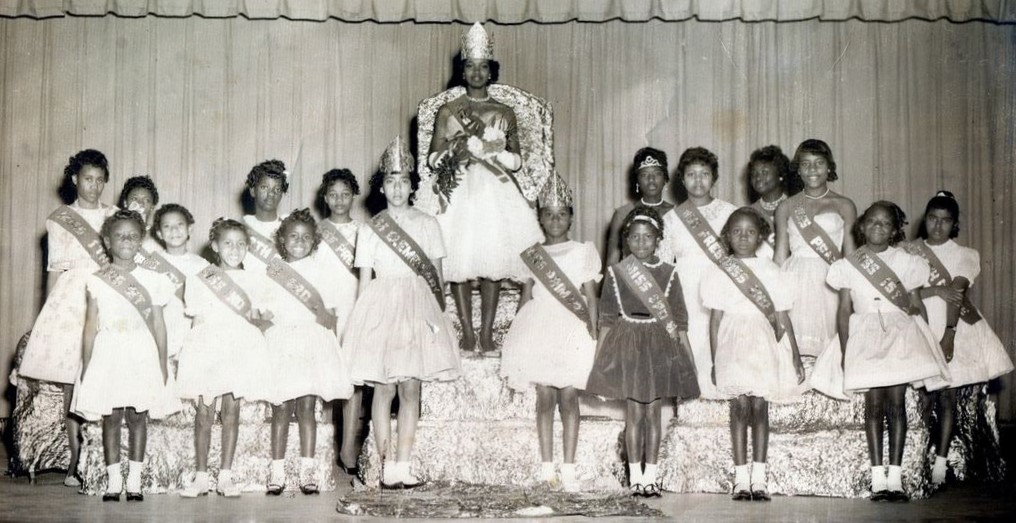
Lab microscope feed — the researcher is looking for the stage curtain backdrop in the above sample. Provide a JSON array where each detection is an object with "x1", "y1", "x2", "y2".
[
  {"x1": 0, "y1": 16, "x2": 1013, "y2": 418},
  {"x1": 4, "y1": 0, "x2": 1016, "y2": 22}
]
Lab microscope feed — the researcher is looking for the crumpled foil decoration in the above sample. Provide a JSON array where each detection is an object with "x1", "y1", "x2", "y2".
[
  {"x1": 336, "y1": 481, "x2": 662, "y2": 518},
  {"x1": 416, "y1": 84, "x2": 555, "y2": 214}
]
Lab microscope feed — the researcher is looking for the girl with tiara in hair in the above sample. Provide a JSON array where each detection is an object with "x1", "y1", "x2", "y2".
[
  {"x1": 20, "y1": 149, "x2": 116, "y2": 487},
  {"x1": 313, "y1": 168, "x2": 366, "y2": 476},
  {"x1": 148, "y1": 204, "x2": 209, "y2": 361},
  {"x1": 587, "y1": 206, "x2": 699, "y2": 497},
  {"x1": 117, "y1": 175, "x2": 163, "y2": 254},
  {"x1": 606, "y1": 148, "x2": 674, "y2": 266},
  {"x1": 428, "y1": 22, "x2": 544, "y2": 356},
  {"x1": 747, "y1": 145, "x2": 794, "y2": 259},
  {"x1": 500, "y1": 173, "x2": 601, "y2": 492},
  {"x1": 773, "y1": 139, "x2": 856, "y2": 361},
  {"x1": 177, "y1": 218, "x2": 274, "y2": 498},
  {"x1": 242, "y1": 159, "x2": 289, "y2": 275},
  {"x1": 345, "y1": 137, "x2": 460, "y2": 489},
  {"x1": 702, "y1": 207, "x2": 805, "y2": 501},
  {"x1": 910, "y1": 191, "x2": 1013, "y2": 488},
  {"x1": 261, "y1": 209, "x2": 354, "y2": 495},
  {"x1": 72, "y1": 210, "x2": 180, "y2": 502},
  {"x1": 810, "y1": 201, "x2": 949, "y2": 502},
  {"x1": 657, "y1": 147, "x2": 738, "y2": 399}
]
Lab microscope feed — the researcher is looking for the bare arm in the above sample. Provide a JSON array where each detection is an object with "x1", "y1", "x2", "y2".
[
  {"x1": 433, "y1": 258, "x2": 447, "y2": 312},
  {"x1": 708, "y1": 308, "x2": 723, "y2": 385},
  {"x1": 779, "y1": 310, "x2": 806, "y2": 383},
  {"x1": 773, "y1": 200, "x2": 791, "y2": 265},
  {"x1": 836, "y1": 288, "x2": 853, "y2": 366},
  {"x1": 582, "y1": 280, "x2": 598, "y2": 339},
  {"x1": 151, "y1": 305, "x2": 168, "y2": 384},
  {"x1": 839, "y1": 198, "x2": 858, "y2": 256},
  {"x1": 80, "y1": 292, "x2": 99, "y2": 380},
  {"x1": 428, "y1": 105, "x2": 454, "y2": 164},
  {"x1": 517, "y1": 279, "x2": 534, "y2": 311},
  {"x1": 606, "y1": 208, "x2": 625, "y2": 267}
]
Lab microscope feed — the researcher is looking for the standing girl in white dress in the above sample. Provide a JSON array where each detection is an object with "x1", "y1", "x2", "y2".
[
  {"x1": 20, "y1": 149, "x2": 116, "y2": 487},
  {"x1": 773, "y1": 139, "x2": 856, "y2": 359},
  {"x1": 658, "y1": 147, "x2": 737, "y2": 399},
  {"x1": 500, "y1": 173, "x2": 600, "y2": 492},
  {"x1": 911, "y1": 191, "x2": 1013, "y2": 487},
  {"x1": 261, "y1": 209, "x2": 354, "y2": 495},
  {"x1": 72, "y1": 210, "x2": 179, "y2": 502},
  {"x1": 345, "y1": 137, "x2": 461, "y2": 489},
  {"x1": 702, "y1": 208, "x2": 805, "y2": 501},
  {"x1": 242, "y1": 160, "x2": 289, "y2": 275},
  {"x1": 148, "y1": 204, "x2": 209, "y2": 360},
  {"x1": 177, "y1": 218, "x2": 274, "y2": 498},
  {"x1": 117, "y1": 175, "x2": 162, "y2": 254},
  {"x1": 314, "y1": 168, "x2": 365, "y2": 476},
  {"x1": 810, "y1": 201, "x2": 950, "y2": 502}
]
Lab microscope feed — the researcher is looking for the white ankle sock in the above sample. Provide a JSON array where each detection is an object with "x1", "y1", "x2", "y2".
[
  {"x1": 218, "y1": 469, "x2": 232, "y2": 484},
  {"x1": 194, "y1": 471, "x2": 209, "y2": 485},
  {"x1": 300, "y1": 457, "x2": 315, "y2": 471},
  {"x1": 887, "y1": 465, "x2": 903, "y2": 491},
  {"x1": 751, "y1": 462, "x2": 767, "y2": 485},
  {"x1": 932, "y1": 456, "x2": 948, "y2": 484},
  {"x1": 643, "y1": 463, "x2": 658, "y2": 485},
  {"x1": 382, "y1": 461, "x2": 399, "y2": 484},
  {"x1": 106, "y1": 463, "x2": 123, "y2": 493},
  {"x1": 560, "y1": 463, "x2": 576, "y2": 479},
  {"x1": 628, "y1": 462, "x2": 643, "y2": 485},
  {"x1": 871, "y1": 465, "x2": 887, "y2": 492},
  {"x1": 540, "y1": 462, "x2": 556, "y2": 481},
  {"x1": 270, "y1": 459, "x2": 286, "y2": 484},
  {"x1": 734, "y1": 464, "x2": 750, "y2": 487},
  {"x1": 397, "y1": 461, "x2": 416, "y2": 479},
  {"x1": 126, "y1": 460, "x2": 143, "y2": 492}
]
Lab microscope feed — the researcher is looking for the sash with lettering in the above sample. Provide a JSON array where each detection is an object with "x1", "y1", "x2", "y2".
[
  {"x1": 911, "y1": 241, "x2": 982, "y2": 324},
  {"x1": 245, "y1": 225, "x2": 282, "y2": 267},
  {"x1": 790, "y1": 202, "x2": 842, "y2": 265},
  {"x1": 613, "y1": 255, "x2": 680, "y2": 342},
  {"x1": 265, "y1": 258, "x2": 336, "y2": 329},
  {"x1": 93, "y1": 265, "x2": 158, "y2": 341},
  {"x1": 675, "y1": 202, "x2": 784, "y2": 338},
  {"x1": 48, "y1": 205, "x2": 110, "y2": 267},
  {"x1": 450, "y1": 111, "x2": 533, "y2": 207},
  {"x1": 136, "y1": 249, "x2": 187, "y2": 299},
  {"x1": 318, "y1": 220, "x2": 357, "y2": 275},
  {"x1": 196, "y1": 265, "x2": 256, "y2": 326},
  {"x1": 368, "y1": 211, "x2": 444, "y2": 307},
  {"x1": 846, "y1": 246, "x2": 912, "y2": 312},
  {"x1": 520, "y1": 243, "x2": 591, "y2": 331}
]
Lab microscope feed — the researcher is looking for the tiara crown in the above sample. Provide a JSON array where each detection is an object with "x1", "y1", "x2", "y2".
[
  {"x1": 462, "y1": 22, "x2": 495, "y2": 61},
  {"x1": 638, "y1": 155, "x2": 664, "y2": 170}
]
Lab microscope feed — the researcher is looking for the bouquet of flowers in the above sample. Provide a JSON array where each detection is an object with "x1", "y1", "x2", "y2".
[{"x1": 433, "y1": 111, "x2": 509, "y2": 208}]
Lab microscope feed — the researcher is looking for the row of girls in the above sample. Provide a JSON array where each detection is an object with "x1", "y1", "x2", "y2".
[{"x1": 581, "y1": 142, "x2": 1012, "y2": 501}]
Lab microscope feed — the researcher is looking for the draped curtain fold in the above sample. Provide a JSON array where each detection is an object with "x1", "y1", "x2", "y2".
[
  {"x1": 3, "y1": 0, "x2": 1016, "y2": 23},
  {"x1": 1, "y1": 15, "x2": 1013, "y2": 418}
]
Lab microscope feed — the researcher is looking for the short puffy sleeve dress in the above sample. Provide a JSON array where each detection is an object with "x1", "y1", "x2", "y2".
[
  {"x1": 313, "y1": 219, "x2": 360, "y2": 341},
  {"x1": 72, "y1": 266, "x2": 182, "y2": 421},
  {"x1": 241, "y1": 215, "x2": 283, "y2": 275},
  {"x1": 500, "y1": 240, "x2": 602, "y2": 391},
  {"x1": 345, "y1": 209, "x2": 461, "y2": 385},
  {"x1": 783, "y1": 212, "x2": 845, "y2": 358},
  {"x1": 700, "y1": 257, "x2": 800, "y2": 402},
  {"x1": 157, "y1": 251, "x2": 210, "y2": 359},
  {"x1": 20, "y1": 203, "x2": 116, "y2": 385},
  {"x1": 919, "y1": 240, "x2": 1013, "y2": 388},
  {"x1": 809, "y1": 246, "x2": 951, "y2": 399},
  {"x1": 586, "y1": 260, "x2": 699, "y2": 403}
]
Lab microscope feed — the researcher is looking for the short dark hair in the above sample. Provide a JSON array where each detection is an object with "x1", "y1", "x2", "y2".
[
  {"x1": 747, "y1": 145, "x2": 795, "y2": 198},
  {"x1": 855, "y1": 201, "x2": 908, "y2": 247},
  {"x1": 720, "y1": 207, "x2": 771, "y2": 255},
  {"x1": 60, "y1": 149, "x2": 110, "y2": 203},
  {"x1": 677, "y1": 147, "x2": 719, "y2": 181},
  {"x1": 246, "y1": 159, "x2": 290, "y2": 193},
  {"x1": 100, "y1": 209, "x2": 146, "y2": 240},
  {"x1": 118, "y1": 175, "x2": 159, "y2": 209},
  {"x1": 620, "y1": 205, "x2": 665, "y2": 240},
  {"x1": 790, "y1": 139, "x2": 839, "y2": 182},
  {"x1": 274, "y1": 208, "x2": 321, "y2": 261},
  {"x1": 917, "y1": 190, "x2": 961, "y2": 240},
  {"x1": 209, "y1": 217, "x2": 249, "y2": 244},
  {"x1": 151, "y1": 203, "x2": 195, "y2": 248},
  {"x1": 316, "y1": 169, "x2": 360, "y2": 217}
]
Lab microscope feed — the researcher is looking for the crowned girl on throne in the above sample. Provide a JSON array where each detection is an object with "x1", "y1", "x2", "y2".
[{"x1": 425, "y1": 23, "x2": 545, "y2": 356}]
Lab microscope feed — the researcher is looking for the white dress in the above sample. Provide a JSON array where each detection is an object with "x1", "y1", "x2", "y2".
[
  {"x1": 810, "y1": 246, "x2": 951, "y2": 398},
  {"x1": 500, "y1": 241, "x2": 601, "y2": 391},
  {"x1": 700, "y1": 257, "x2": 800, "y2": 402},
  {"x1": 313, "y1": 219, "x2": 360, "y2": 341},
  {"x1": 435, "y1": 114, "x2": 543, "y2": 283},
  {"x1": 156, "y1": 251, "x2": 210, "y2": 359},
  {"x1": 783, "y1": 212, "x2": 845, "y2": 358},
  {"x1": 345, "y1": 209, "x2": 461, "y2": 385},
  {"x1": 20, "y1": 203, "x2": 116, "y2": 385},
  {"x1": 658, "y1": 199, "x2": 737, "y2": 399},
  {"x1": 260, "y1": 256, "x2": 354, "y2": 404},
  {"x1": 71, "y1": 266, "x2": 182, "y2": 421},
  {"x1": 919, "y1": 240, "x2": 1013, "y2": 389},
  {"x1": 176, "y1": 268, "x2": 273, "y2": 401},
  {"x1": 242, "y1": 215, "x2": 283, "y2": 275}
]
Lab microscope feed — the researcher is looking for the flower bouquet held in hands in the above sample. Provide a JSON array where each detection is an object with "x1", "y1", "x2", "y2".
[{"x1": 433, "y1": 109, "x2": 518, "y2": 211}]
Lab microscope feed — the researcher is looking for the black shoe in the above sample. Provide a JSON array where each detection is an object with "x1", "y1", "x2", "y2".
[
  {"x1": 380, "y1": 481, "x2": 405, "y2": 490},
  {"x1": 642, "y1": 483, "x2": 662, "y2": 498},
  {"x1": 341, "y1": 465, "x2": 360, "y2": 477},
  {"x1": 629, "y1": 484, "x2": 644, "y2": 497},
  {"x1": 299, "y1": 483, "x2": 320, "y2": 495},
  {"x1": 265, "y1": 483, "x2": 285, "y2": 496},
  {"x1": 870, "y1": 489, "x2": 889, "y2": 502},
  {"x1": 751, "y1": 489, "x2": 771, "y2": 501},
  {"x1": 102, "y1": 492, "x2": 121, "y2": 502},
  {"x1": 125, "y1": 492, "x2": 144, "y2": 502},
  {"x1": 887, "y1": 489, "x2": 910, "y2": 502},
  {"x1": 732, "y1": 489, "x2": 752, "y2": 501},
  {"x1": 400, "y1": 478, "x2": 424, "y2": 490}
]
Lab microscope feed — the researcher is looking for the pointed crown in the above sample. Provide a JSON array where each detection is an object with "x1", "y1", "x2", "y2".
[
  {"x1": 461, "y1": 22, "x2": 494, "y2": 61},
  {"x1": 379, "y1": 135, "x2": 414, "y2": 174},
  {"x1": 538, "y1": 171, "x2": 573, "y2": 208}
]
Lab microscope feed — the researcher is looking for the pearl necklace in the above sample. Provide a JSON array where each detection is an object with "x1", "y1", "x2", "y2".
[
  {"x1": 804, "y1": 187, "x2": 830, "y2": 200},
  {"x1": 466, "y1": 94, "x2": 491, "y2": 103},
  {"x1": 758, "y1": 193, "x2": 787, "y2": 212},
  {"x1": 640, "y1": 197, "x2": 664, "y2": 207}
]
